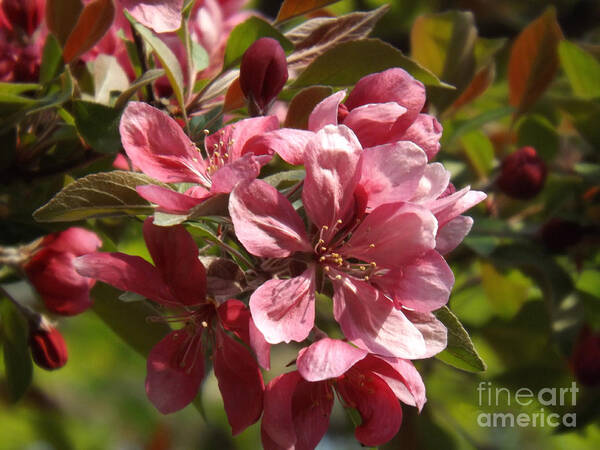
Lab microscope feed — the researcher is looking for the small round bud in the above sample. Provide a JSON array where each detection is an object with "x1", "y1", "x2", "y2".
[
  {"x1": 497, "y1": 146, "x2": 547, "y2": 199},
  {"x1": 539, "y1": 218, "x2": 583, "y2": 253},
  {"x1": 29, "y1": 326, "x2": 68, "y2": 371},
  {"x1": 570, "y1": 325, "x2": 600, "y2": 387},
  {"x1": 240, "y1": 37, "x2": 288, "y2": 116}
]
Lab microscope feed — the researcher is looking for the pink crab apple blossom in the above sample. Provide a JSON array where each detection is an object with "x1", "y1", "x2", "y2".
[
  {"x1": 119, "y1": 101, "x2": 280, "y2": 213},
  {"x1": 24, "y1": 228, "x2": 102, "y2": 316},
  {"x1": 229, "y1": 124, "x2": 485, "y2": 359},
  {"x1": 120, "y1": 0, "x2": 183, "y2": 33},
  {"x1": 74, "y1": 219, "x2": 269, "y2": 434},
  {"x1": 262, "y1": 338, "x2": 426, "y2": 449}
]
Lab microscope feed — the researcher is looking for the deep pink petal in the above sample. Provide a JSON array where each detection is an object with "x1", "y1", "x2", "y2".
[
  {"x1": 291, "y1": 378, "x2": 334, "y2": 450},
  {"x1": 359, "y1": 141, "x2": 427, "y2": 210},
  {"x1": 410, "y1": 163, "x2": 451, "y2": 203},
  {"x1": 136, "y1": 184, "x2": 208, "y2": 213},
  {"x1": 249, "y1": 128, "x2": 315, "y2": 165},
  {"x1": 205, "y1": 115, "x2": 279, "y2": 161},
  {"x1": 375, "y1": 250, "x2": 454, "y2": 312},
  {"x1": 392, "y1": 113, "x2": 443, "y2": 160},
  {"x1": 210, "y1": 154, "x2": 262, "y2": 194},
  {"x1": 142, "y1": 218, "x2": 206, "y2": 306},
  {"x1": 146, "y1": 329, "x2": 204, "y2": 414},
  {"x1": 342, "y1": 203, "x2": 438, "y2": 269},
  {"x1": 403, "y1": 310, "x2": 447, "y2": 358},
  {"x1": 302, "y1": 125, "x2": 363, "y2": 234},
  {"x1": 122, "y1": 0, "x2": 183, "y2": 33},
  {"x1": 297, "y1": 338, "x2": 367, "y2": 382},
  {"x1": 74, "y1": 252, "x2": 174, "y2": 304},
  {"x1": 120, "y1": 102, "x2": 207, "y2": 184},
  {"x1": 336, "y1": 368, "x2": 402, "y2": 447},
  {"x1": 343, "y1": 102, "x2": 407, "y2": 148},
  {"x1": 332, "y1": 278, "x2": 426, "y2": 358},
  {"x1": 436, "y1": 215, "x2": 474, "y2": 254},
  {"x1": 230, "y1": 179, "x2": 312, "y2": 258},
  {"x1": 308, "y1": 90, "x2": 345, "y2": 132},
  {"x1": 345, "y1": 68, "x2": 425, "y2": 131},
  {"x1": 249, "y1": 269, "x2": 316, "y2": 344},
  {"x1": 262, "y1": 372, "x2": 302, "y2": 449},
  {"x1": 41, "y1": 227, "x2": 102, "y2": 255},
  {"x1": 214, "y1": 326, "x2": 264, "y2": 435}
]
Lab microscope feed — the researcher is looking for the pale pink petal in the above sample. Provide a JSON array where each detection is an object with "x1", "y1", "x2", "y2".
[
  {"x1": 214, "y1": 327, "x2": 264, "y2": 435},
  {"x1": 359, "y1": 141, "x2": 427, "y2": 210},
  {"x1": 120, "y1": 102, "x2": 207, "y2": 184},
  {"x1": 230, "y1": 179, "x2": 312, "y2": 258},
  {"x1": 308, "y1": 90, "x2": 345, "y2": 132},
  {"x1": 74, "y1": 252, "x2": 174, "y2": 304},
  {"x1": 336, "y1": 368, "x2": 402, "y2": 447},
  {"x1": 249, "y1": 128, "x2": 314, "y2": 165},
  {"x1": 410, "y1": 163, "x2": 451, "y2": 203},
  {"x1": 375, "y1": 250, "x2": 454, "y2": 312},
  {"x1": 122, "y1": 0, "x2": 183, "y2": 33},
  {"x1": 249, "y1": 269, "x2": 316, "y2": 344},
  {"x1": 136, "y1": 185, "x2": 208, "y2": 213},
  {"x1": 343, "y1": 102, "x2": 407, "y2": 148},
  {"x1": 42, "y1": 228, "x2": 102, "y2": 255},
  {"x1": 345, "y1": 68, "x2": 425, "y2": 132},
  {"x1": 297, "y1": 338, "x2": 367, "y2": 382},
  {"x1": 142, "y1": 218, "x2": 206, "y2": 305},
  {"x1": 302, "y1": 125, "x2": 363, "y2": 234},
  {"x1": 210, "y1": 154, "x2": 262, "y2": 194},
  {"x1": 391, "y1": 114, "x2": 442, "y2": 160},
  {"x1": 146, "y1": 329, "x2": 204, "y2": 414},
  {"x1": 333, "y1": 278, "x2": 426, "y2": 358},
  {"x1": 436, "y1": 215, "x2": 473, "y2": 254},
  {"x1": 342, "y1": 203, "x2": 438, "y2": 269},
  {"x1": 262, "y1": 372, "x2": 301, "y2": 449},
  {"x1": 205, "y1": 115, "x2": 279, "y2": 161},
  {"x1": 429, "y1": 188, "x2": 486, "y2": 227},
  {"x1": 403, "y1": 310, "x2": 447, "y2": 358}
]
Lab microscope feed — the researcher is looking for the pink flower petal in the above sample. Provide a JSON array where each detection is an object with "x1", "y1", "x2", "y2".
[
  {"x1": 230, "y1": 179, "x2": 312, "y2": 258},
  {"x1": 146, "y1": 329, "x2": 204, "y2": 414},
  {"x1": 345, "y1": 68, "x2": 425, "y2": 132},
  {"x1": 262, "y1": 372, "x2": 302, "y2": 449},
  {"x1": 302, "y1": 125, "x2": 363, "y2": 234},
  {"x1": 336, "y1": 368, "x2": 402, "y2": 447},
  {"x1": 308, "y1": 90, "x2": 345, "y2": 132},
  {"x1": 297, "y1": 338, "x2": 367, "y2": 382},
  {"x1": 436, "y1": 215, "x2": 474, "y2": 254},
  {"x1": 249, "y1": 269, "x2": 316, "y2": 344},
  {"x1": 343, "y1": 102, "x2": 407, "y2": 148},
  {"x1": 120, "y1": 102, "x2": 208, "y2": 184},
  {"x1": 392, "y1": 113, "x2": 443, "y2": 160},
  {"x1": 41, "y1": 227, "x2": 102, "y2": 255},
  {"x1": 343, "y1": 203, "x2": 438, "y2": 269},
  {"x1": 429, "y1": 188, "x2": 487, "y2": 227},
  {"x1": 136, "y1": 185, "x2": 208, "y2": 213},
  {"x1": 333, "y1": 278, "x2": 426, "y2": 358},
  {"x1": 214, "y1": 326, "x2": 264, "y2": 435},
  {"x1": 122, "y1": 0, "x2": 184, "y2": 33},
  {"x1": 290, "y1": 378, "x2": 334, "y2": 449},
  {"x1": 403, "y1": 310, "x2": 447, "y2": 358},
  {"x1": 249, "y1": 128, "x2": 315, "y2": 165},
  {"x1": 210, "y1": 154, "x2": 262, "y2": 194},
  {"x1": 359, "y1": 141, "x2": 427, "y2": 211},
  {"x1": 74, "y1": 252, "x2": 174, "y2": 305},
  {"x1": 410, "y1": 163, "x2": 451, "y2": 203},
  {"x1": 142, "y1": 218, "x2": 206, "y2": 306}
]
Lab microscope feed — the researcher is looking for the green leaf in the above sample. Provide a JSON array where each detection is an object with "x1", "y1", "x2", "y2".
[
  {"x1": 114, "y1": 69, "x2": 165, "y2": 109},
  {"x1": 292, "y1": 38, "x2": 449, "y2": 89},
  {"x1": 516, "y1": 114, "x2": 559, "y2": 160},
  {"x1": 434, "y1": 306, "x2": 487, "y2": 372},
  {"x1": 91, "y1": 283, "x2": 170, "y2": 357},
  {"x1": 125, "y1": 10, "x2": 186, "y2": 117},
  {"x1": 33, "y1": 171, "x2": 168, "y2": 222},
  {"x1": 72, "y1": 101, "x2": 122, "y2": 153},
  {"x1": 0, "y1": 83, "x2": 41, "y2": 96},
  {"x1": 152, "y1": 193, "x2": 230, "y2": 226},
  {"x1": 191, "y1": 41, "x2": 209, "y2": 73},
  {"x1": 460, "y1": 130, "x2": 494, "y2": 178},
  {"x1": 0, "y1": 297, "x2": 33, "y2": 402},
  {"x1": 224, "y1": 17, "x2": 293, "y2": 69},
  {"x1": 39, "y1": 34, "x2": 63, "y2": 84},
  {"x1": 559, "y1": 40, "x2": 600, "y2": 99},
  {"x1": 480, "y1": 262, "x2": 532, "y2": 319},
  {"x1": 262, "y1": 170, "x2": 305, "y2": 188}
]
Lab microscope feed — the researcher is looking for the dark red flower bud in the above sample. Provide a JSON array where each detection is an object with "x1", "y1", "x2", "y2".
[
  {"x1": 29, "y1": 326, "x2": 68, "y2": 371},
  {"x1": 240, "y1": 37, "x2": 288, "y2": 116},
  {"x1": 570, "y1": 326, "x2": 600, "y2": 386},
  {"x1": 497, "y1": 146, "x2": 547, "y2": 199},
  {"x1": 540, "y1": 218, "x2": 583, "y2": 252},
  {"x1": 1, "y1": 0, "x2": 45, "y2": 36}
]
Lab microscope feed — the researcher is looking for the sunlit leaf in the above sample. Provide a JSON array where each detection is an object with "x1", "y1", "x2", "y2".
[
  {"x1": 63, "y1": 0, "x2": 115, "y2": 63},
  {"x1": 460, "y1": 130, "x2": 494, "y2": 179},
  {"x1": 275, "y1": 0, "x2": 341, "y2": 24},
  {"x1": 480, "y1": 262, "x2": 531, "y2": 319},
  {"x1": 559, "y1": 40, "x2": 600, "y2": 99},
  {"x1": 92, "y1": 54, "x2": 129, "y2": 105}
]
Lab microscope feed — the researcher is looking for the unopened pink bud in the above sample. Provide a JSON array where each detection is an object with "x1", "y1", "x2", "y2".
[
  {"x1": 497, "y1": 146, "x2": 547, "y2": 199},
  {"x1": 29, "y1": 326, "x2": 68, "y2": 371},
  {"x1": 240, "y1": 37, "x2": 288, "y2": 116}
]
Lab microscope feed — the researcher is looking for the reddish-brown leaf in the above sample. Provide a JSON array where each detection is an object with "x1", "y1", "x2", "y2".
[
  {"x1": 45, "y1": 0, "x2": 83, "y2": 45},
  {"x1": 508, "y1": 7, "x2": 563, "y2": 114},
  {"x1": 63, "y1": 0, "x2": 115, "y2": 63},
  {"x1": 224, "y1": 77, "x2": 245, "y2": 112},
  {"x1": 275, "y1": 0, "x2": 340, "y2": 24},
  {"x1": 284, "y1": 86, "x2": 333, "y2": 129},
  {"x1": 450, "y1": 62, "x2": 495, "y2": 111}
]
